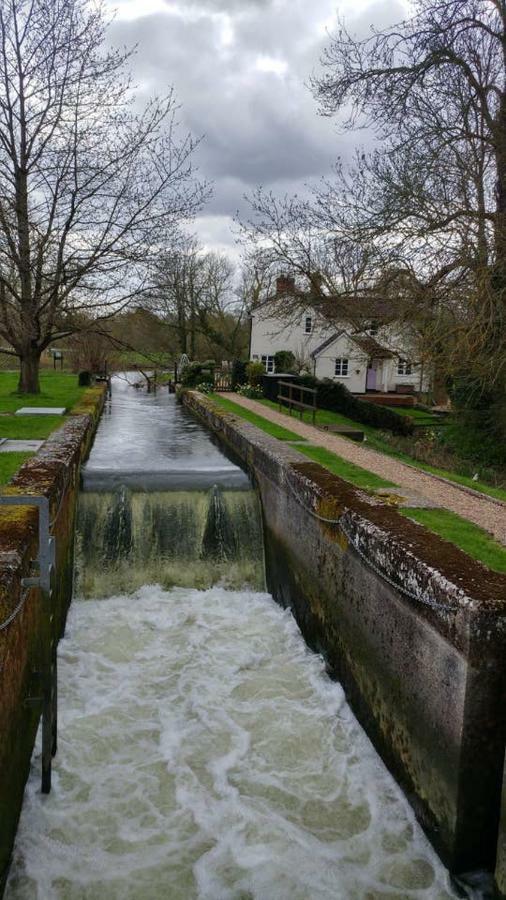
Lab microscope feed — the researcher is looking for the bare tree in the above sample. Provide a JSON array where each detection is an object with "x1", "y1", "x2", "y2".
[
  {"x1": 311, "y1": 0, "x2": 505, "y2": 396},
  {"x1": 0, "y1": 0, "x2": 206, "y2": 393},
  {"x1": 150, "y1": 237, "x2": 247, "y2": 360}
]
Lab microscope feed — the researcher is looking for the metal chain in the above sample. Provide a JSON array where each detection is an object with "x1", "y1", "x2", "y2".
[
  {"x1": 0, "y1": 586, "x2": 30, "y2": 632},
  {"x1": 284, "y1": 470, "x2": 456, "y2": 613},
  {"x1": 49, "y1": 469, "x2": 72, "y2": 527}
]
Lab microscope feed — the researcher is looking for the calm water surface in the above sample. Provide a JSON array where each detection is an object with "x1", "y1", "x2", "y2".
[{"x1": 82, "y1": 374, "x2": 248, "y2": 490}]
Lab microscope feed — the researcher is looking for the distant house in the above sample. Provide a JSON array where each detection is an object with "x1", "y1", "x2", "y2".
[{"x1": 249, "y1": 276, "x2": 430, "y2": 395}]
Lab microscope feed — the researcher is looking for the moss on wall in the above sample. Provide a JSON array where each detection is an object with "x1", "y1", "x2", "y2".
[{"x1": 0, "y1": 384, "x2": 106, "y2": 894}]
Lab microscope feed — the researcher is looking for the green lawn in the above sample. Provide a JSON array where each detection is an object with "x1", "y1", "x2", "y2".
[
  {"x1": 400, "y1": 508, "x2": 506, "y2": 574},
  {"x1": 0, "y1": 371, "x2": 85, "y2": 413},
  {"x1": 0, "y1": 452, "x2": 33, "y2": 484},
  {"x1": 0, "y1": 372, "x2": 86, "y2": 482},
  {"x1": 385, "y1": 406, "x2": 446, "y2": 425},
  {"x1": 0, "y1": 415, "x2": 66, "y2": 439},
  {"x1": 209, "y1": 394, "x2": 307, "y2": 442}
]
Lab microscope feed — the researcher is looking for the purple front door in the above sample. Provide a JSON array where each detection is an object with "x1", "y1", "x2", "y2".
[{"x1": 366, "y1": 364, "x2": 376, "y2": 390}]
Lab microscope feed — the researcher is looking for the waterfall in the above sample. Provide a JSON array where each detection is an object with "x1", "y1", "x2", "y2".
[{"x1": 75, "y1": 486, "x2": 265, "y2": 598}]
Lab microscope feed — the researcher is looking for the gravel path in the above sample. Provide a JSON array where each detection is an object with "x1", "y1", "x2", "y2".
[{"x1": 222, "y1": 393, "x2": 506, "y2": 546}]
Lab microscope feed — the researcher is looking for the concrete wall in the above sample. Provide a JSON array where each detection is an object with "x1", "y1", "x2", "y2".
[
  {"x1": 184, "y1": 390, "x2": 506, "y2": 880},
  {"x1": 0, "y1": 386, "x2": 106, "y2": 894}
]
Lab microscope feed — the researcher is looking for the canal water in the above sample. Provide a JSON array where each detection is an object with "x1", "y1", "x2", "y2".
[{"x1": 5, "y1": 377, "x2": 458, "y2": 899}]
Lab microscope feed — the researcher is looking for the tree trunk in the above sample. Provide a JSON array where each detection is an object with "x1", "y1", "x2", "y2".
[{"x1": 18, "y1": 348, "x2": 41, "y2": 394}]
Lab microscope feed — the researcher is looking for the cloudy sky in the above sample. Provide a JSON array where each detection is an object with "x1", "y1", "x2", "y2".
[{"x1": 108, "y1": 0, "x2": 407, "y2": 265}]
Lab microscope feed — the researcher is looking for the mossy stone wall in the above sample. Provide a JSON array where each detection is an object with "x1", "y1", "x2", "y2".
[{"x1": 0, "y1": 386, "x2": 106, "y2": 894}]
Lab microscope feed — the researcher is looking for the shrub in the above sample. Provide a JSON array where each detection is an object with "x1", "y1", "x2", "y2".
[
  {"x1": 196, "y1": 382, "x2": 214, "y2": 394},
  {"x1": 237, "y1": 383, "x2": 264, "y2": 400},
  {"x1": 245, "y1": 360, "x2": 265, "y2": 387},
  {"x1": 231, "y1": 359, "x2": 248, "y2": 389},
  {"x1": 181, "y1": 360, "x2": 215, "y2": 388},
  {"x1": 78, "y1": 370, "x2": 93, "y2": 386},
  {"x1": 273, "y1": 350, "x2": 296, "y2": 373}
]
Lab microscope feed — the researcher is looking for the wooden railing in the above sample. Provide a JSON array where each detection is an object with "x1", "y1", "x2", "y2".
[{"x1": 278, "y1": 380, "x2": 317, "y2": 425}]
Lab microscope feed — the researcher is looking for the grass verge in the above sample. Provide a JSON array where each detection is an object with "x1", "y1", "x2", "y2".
[
  {"x1": 258, "y1": 397, "x2": 506, "y2": 503},
  {"x1": 214, "y1": 393, "x2": 506, "y2": 572},
  {"x1": 400, "y1": 508, "x2": 506, "y2": 573},
  {"x1": 212, "y1": 394, "x2": 394, "y2": 490},
  {"x1": 0, "y1": 452, "x2": 33, "y2": 484},
  {"x1": 209, "y1": 394, "x2": 307, "y2": 442},
  {"x1": 295, "y1": 443, "x2": 394, "y2": 490}
]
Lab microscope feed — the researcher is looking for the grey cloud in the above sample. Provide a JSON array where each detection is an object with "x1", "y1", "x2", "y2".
[{"x1": 110, "y1": 1, "x2": 399, "y2": 257}]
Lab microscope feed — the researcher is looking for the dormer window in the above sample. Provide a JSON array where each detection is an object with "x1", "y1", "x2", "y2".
[
  {"x1": 304, "y1": 316, "x2": 313, "y2": 334},
  {"x1": 368, "y1": 321, "x2": 379, "y2": 336}
]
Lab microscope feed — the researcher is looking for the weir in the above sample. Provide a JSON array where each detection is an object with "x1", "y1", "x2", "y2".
[
  {"x1": 75, "y1": 374, "x2": 264, "y2": 595},
  {"x1": 5, "y1": 376, "x2": 460, "y2": 899},
  {"x1": 76, "y1": 488, "x2": 264, "y2": 596}
]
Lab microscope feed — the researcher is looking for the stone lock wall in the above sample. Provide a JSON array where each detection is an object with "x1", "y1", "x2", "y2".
[
  {"x1": 184, "y1": 390, "x2": 506, "y2": 880},
  {"x1": 0, "y1": 386, "x2": 106, "y2": 893}
]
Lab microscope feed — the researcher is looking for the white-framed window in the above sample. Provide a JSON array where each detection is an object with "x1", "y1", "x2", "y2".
[
  {"x1": 261, "y1": 355, "x2": 275, "y2": 373},
  {"x1": 335, "y1": 357, "x2": 349, "y2": 376},
  {"x1": 304, "y1": 316, "x2": 312, "y2": 334},
  {"x1": 397, "y1": 359, "x2": 412, "y2": 376},
  {"x1": 368, "y1": 321, "x2": 379, "y2": 336}
]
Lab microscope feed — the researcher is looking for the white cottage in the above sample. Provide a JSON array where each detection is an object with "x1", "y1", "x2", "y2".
[{"x1": 249, "y1": 276, "x2": 429, "y2": 395}]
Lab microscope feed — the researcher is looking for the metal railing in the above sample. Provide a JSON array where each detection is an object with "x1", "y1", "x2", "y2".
[{"x1": 278, "y1": 380, "x2": 317, "y2": 425}]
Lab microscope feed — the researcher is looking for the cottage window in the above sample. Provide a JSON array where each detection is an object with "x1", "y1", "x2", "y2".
[
  {"x1": 335, "y1": 357, "x2": 349, "y2": 376},
  {"x1": 304, "y1": 316, "x2": 313, "y2": 334},
  {"x1": 261, "y1": 355, "x2": 275, "y2": 373},
  {"x1": 368, "y1": 321, "x2": 379, "y2": 336},
  {"x1": 397, "y1": 359, "x2": 412, "y2": 376}
]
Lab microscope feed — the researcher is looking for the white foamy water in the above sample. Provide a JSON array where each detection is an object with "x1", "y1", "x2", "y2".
[{"x1": 6, "y1": 586, "x2": 457, "y2": 900}]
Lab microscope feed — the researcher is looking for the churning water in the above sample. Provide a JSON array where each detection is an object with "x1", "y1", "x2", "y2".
[{"x1": 6, "y1": 587, "x2": 457, "y2": 900}]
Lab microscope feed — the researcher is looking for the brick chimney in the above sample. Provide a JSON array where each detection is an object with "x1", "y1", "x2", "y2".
[{"x1": 276, "y1": 275, "x2": 295, "y2": 296}]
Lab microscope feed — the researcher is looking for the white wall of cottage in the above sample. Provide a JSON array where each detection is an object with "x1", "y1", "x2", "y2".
[{"x1": 313, "y1": 334, "x2": 368, "y2": 393}]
